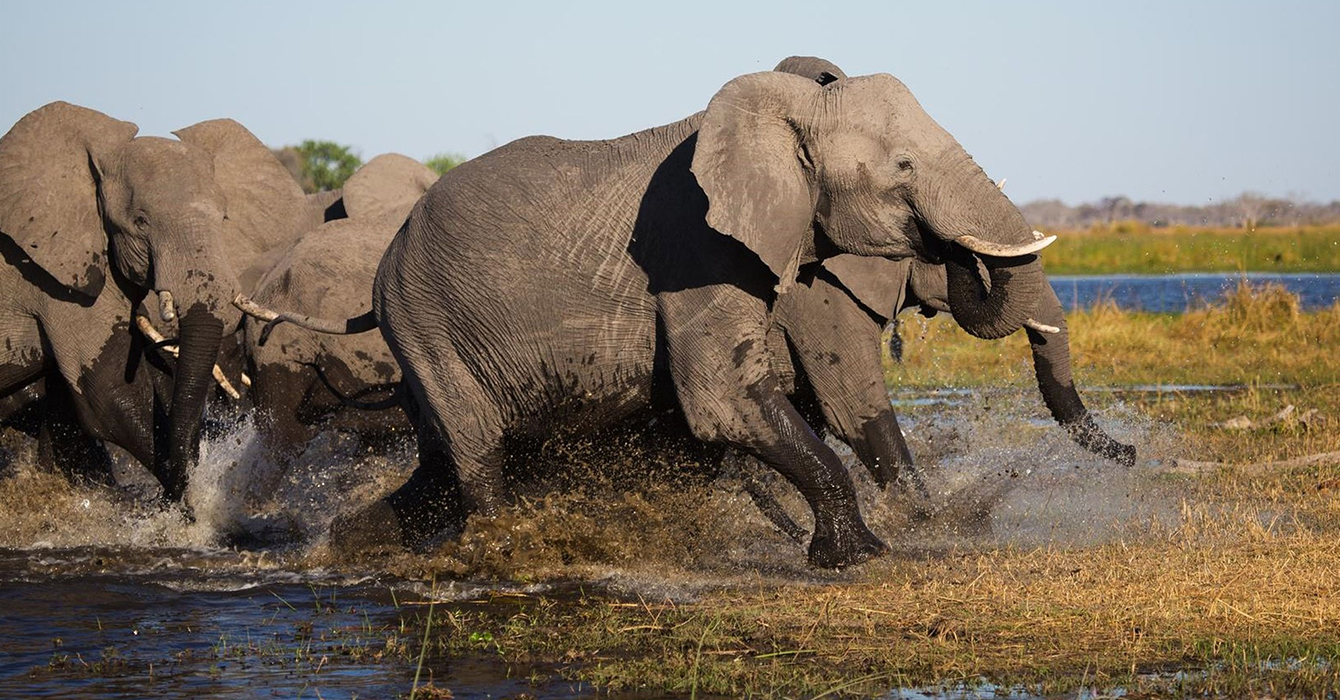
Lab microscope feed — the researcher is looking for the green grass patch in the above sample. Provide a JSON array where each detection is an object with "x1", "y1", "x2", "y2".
[{"x1": 1039, "y1": 224, "x2": 1340, "y2": 274}]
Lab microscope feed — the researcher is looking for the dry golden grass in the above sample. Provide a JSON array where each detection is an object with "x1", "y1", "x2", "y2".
[{"x1": 430, "y1": 507, "x2": 1340, "y2": 697}]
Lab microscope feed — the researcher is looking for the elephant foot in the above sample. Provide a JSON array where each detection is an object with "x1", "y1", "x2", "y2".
[
  {"x1": 329, "y1": 499, "x2": 406, "y2": 555},
  {"x1": 807, "y1": 515, "x2": 887, "y2": 569}
]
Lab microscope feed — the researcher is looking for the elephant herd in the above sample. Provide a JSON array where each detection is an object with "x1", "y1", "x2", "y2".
[{"x1": 0, "y1": 57, "x2": 1133, "y2": 569}]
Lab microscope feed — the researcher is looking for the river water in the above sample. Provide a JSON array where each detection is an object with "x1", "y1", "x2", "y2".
[{"x1": 1050, "y1": 272, "x2": 1340, "y2": 312}]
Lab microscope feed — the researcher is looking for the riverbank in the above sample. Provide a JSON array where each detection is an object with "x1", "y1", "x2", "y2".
[
  {"x1": 1040, "y1": 224, "x2": 1340, "y2": 275},
  {"x1": 891, "y1": 279, "x2": 1340, "y2": 389}
]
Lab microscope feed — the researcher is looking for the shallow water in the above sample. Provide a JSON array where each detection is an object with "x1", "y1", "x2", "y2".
[
  {"x1": 0, "y1": 390, "x2": 1185, "y2": 698},
  {"x1": 1050, "y1": 272, "x2": 1340, "y2": 312}
]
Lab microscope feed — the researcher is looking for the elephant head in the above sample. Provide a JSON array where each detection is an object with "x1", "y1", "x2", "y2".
[
  {"x1": 340, "y1": 153, "x2": 440, "y2": 224},
  {"x1": 0, "y1": 102, "x2": 309, "y2": 501},
  {"x1": 691, "y1": 70, "x2": 1053, "y2": 339}
]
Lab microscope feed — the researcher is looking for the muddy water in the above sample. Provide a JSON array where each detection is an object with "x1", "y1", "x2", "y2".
[{"x1": 0, "y1": 392, "x2": 1183, "y2": 698}]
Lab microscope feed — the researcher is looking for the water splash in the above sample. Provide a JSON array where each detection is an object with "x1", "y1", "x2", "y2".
[{"x1": 0, "y1": 388, "x2": 1183, "y2": 593}]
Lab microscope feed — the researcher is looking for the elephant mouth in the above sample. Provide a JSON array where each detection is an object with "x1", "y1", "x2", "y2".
[{"x1": 135, "y1": 314, "x2": 243, "y2": 400}]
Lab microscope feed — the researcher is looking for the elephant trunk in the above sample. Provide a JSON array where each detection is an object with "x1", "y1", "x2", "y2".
[
  {"x1": 918, "y1": 152, "x2": 1047, "y2": 340},
  {"x1": 944, "y1": 252, "x2": 1045, "y2": 340},
  {"x1": 159, "y1": 304, "x2": 224, "y2": 502},
  {"x1": 1027, "y1": 285, "x2": 1137, "y2": 466},
  {"x1": 149, "y1": 230, "x2": 241, "y2": 503}
]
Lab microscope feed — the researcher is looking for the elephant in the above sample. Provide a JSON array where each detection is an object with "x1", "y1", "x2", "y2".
[
  {"x1": 242, "y1": 65, "x2": 1059, "y2": 569},
  {"x1": 242, "y1": 154, "x2": 437, "y2": 463},
  {"x1": 0, "y1": 102, "x2": 326, "y2": 502},
  {"x1": 752, "y1": 58, "x2": 1134, "y2": 496}
]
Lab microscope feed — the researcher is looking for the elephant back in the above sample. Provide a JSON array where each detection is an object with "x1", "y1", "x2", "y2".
[{"x1": 342, "y1": 154, "x2": 439, "y2": 225}]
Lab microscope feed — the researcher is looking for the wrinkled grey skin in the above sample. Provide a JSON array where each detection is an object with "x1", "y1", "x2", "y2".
[
  {"x1": 244, "y1": 154, "x2": 437, "y2": 461},
  {"x1": 309, "y1": 65, "x2": 1050, "y2": 569},
  {"x1": 763, "y1": 58, "x2": 1135, "y2": 496},
  {"x1": 0, "y1": 102, "x2": 322, "y2": 501}
]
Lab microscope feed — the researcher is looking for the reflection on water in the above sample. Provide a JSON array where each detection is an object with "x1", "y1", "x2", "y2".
[
  {"x1": 0, "y1": 387, "x2": 1186, "y2": 698},
  {"x1": 1051, "y1": 272, "x2": 1340, "y2": 312}
]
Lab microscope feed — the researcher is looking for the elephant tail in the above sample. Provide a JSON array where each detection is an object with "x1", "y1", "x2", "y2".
[
  {"x1": 232, "y1": 294, "x2": 378, "y2": 347},
  {"x1": 302, "y1": 361, "x2": 403, "y2": 411}
]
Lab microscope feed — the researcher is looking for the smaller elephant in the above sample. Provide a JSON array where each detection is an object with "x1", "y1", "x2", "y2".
[
  {"x1": 243, "y1": 154, "x2": 438, "y2": 462},
  {"x1": 772, "y1": 256, "x2": 1135, "y2": 482}
]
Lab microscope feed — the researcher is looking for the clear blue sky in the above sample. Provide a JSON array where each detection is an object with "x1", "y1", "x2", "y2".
[{"x1": 3, "y1": 1, "x2": 1336, "y2": 205}]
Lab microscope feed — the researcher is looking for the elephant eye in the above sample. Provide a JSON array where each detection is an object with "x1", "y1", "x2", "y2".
[
  {"x1": 133, "y1": 214, "x2": 149, "y2": 229},
  {"x1": 896, "y1": 157, "x2": 915, "y2": 173}
]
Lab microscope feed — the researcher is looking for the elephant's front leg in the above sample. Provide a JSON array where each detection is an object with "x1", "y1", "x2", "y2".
[{"x1": 660, "y1": 284, "x2": 886, "y2": 569}]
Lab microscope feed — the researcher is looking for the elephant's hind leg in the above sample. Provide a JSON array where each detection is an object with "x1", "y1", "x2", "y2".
[{"x1": 330, "y1": 343, "x2": 504, "y2": 552}]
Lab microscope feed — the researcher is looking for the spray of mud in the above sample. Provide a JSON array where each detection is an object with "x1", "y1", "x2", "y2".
[{"x1": 0, "y1": 391, "x2": 1187, "y2": 598}]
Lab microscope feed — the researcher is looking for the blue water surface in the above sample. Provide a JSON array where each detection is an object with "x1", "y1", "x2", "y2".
[{"x1": 1049, "y1": 272, "x2": 1340, "y2": 312}]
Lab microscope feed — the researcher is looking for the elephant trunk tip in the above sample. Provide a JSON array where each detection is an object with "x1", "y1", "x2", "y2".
[{"x1": 1064, "y1": 413, "x2": 1138, "y2": 468}]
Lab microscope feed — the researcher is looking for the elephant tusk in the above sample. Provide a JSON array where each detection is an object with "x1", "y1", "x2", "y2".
[
  {"x1": 233, "y1": 292, "x2": 379, "y2": 345},
  {"x1": 954, "y1": 232, "x2": 1056, "y2": 258},
  {"x1": 241, "y1": 372, "x2": 252, "y2": 388},
  {"x1": 211, "y1": 365, "x2": 241, "y2": 401},
  {"x1": 996, "y1": 178, "x2": 1006, "y2": 191},
  {"x1": 159, "y1": 290, "x2": 177, "y2": 323},
  {"x1": 232, "y1": 293, "x2": 279, "y2": 323},
  {"x1": 135, "y1": 314, "x2": 242, "y2": 400},
  {"x1": 1023, "y1": 318, "x2": 1061, "y2": 334}
]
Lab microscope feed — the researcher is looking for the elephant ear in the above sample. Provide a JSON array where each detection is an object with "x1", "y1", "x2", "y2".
[
  {"x1": 0, "y1": 102, "x2": 137, "y2": 296},
  {"x1": 342, "y1": 153, "x2": 438, "y2": 224},
  {"x1": 692, "y1": 71, "x2": 821, "y2": 290},
  {"x1": 820, "y1": 255, "x2": 912, "y2": 323},
  {"x1": 172, "y1": 119, "x2": 311, "y2": 260}
]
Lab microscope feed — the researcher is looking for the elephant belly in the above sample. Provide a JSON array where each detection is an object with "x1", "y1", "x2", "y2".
[{"x1": 379, "y1": 237, "x2": 660, "y2": 441}]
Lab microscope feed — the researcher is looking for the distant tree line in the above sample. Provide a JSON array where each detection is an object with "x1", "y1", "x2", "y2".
[
  {"x1": 1021, "y1": 193, "x2": 1340, "y2": 231},
  {"x1": 271, "y1": 141, "x2": 466, "y2": 193}
]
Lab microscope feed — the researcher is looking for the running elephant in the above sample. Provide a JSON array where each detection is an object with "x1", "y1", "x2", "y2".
[
  {"x1": 242, "y1": 66, "x2": 1059, "y2": 568},
  {"x1": 0, "y1": 103, "x2": 327, "y2": 500}
]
